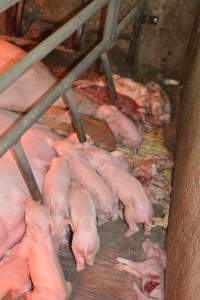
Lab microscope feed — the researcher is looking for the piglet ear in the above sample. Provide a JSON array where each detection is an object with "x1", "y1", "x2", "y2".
[{"x1": 64, "y1": 218, "x2": 75, "y2": 232}]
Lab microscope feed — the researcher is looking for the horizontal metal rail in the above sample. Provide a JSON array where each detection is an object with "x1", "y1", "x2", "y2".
[
  {"x1": 0, "y1": 0, "x2": 142, "y2": 158},
  {"x1": 0, "y1": 41, "x2": 105, "y2": 156},
  {"x1": 0, "y1": 0, "x2": 20, "y2": 13}
]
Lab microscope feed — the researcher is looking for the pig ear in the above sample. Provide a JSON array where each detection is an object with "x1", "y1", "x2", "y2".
[{"x1": 64, "y1": 218, "x2": 75, "y2": 232}]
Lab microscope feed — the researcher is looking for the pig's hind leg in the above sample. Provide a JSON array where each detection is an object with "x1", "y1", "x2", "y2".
[
  {"x1": 124, "y1": 225, "x2": 139, "y2": 238},
  {"x1": 75, "y1": 253, "x2": 85, "y2": 272}
]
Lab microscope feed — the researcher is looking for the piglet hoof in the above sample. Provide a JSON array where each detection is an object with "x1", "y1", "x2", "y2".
[
  {"x1": 65, "y1": 281, "x2": 72, "y2": 298},
  {"x1": 144, "y1": 224, "x2": 152, "y2": 236},
  {"x1": 124, "y1": 226, "x2": 139, "y2": 238},
  {"x1": 86, "y1": 257, "x2": 94, "y2": 266},
  {"x1": 76, "y1": 264, "x2": 85, "y2": 272}
]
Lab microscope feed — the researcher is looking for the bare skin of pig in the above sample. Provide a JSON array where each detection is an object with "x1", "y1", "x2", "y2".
[
  {"x1": 53, "y1": 139, "x2": 119, "y2": 224},
  {"x1": 18, "y1": 198, "x2": 71, "y2": 300},
  {"x1": 96, "y1": 104, "x2": 142, "y2": 149},
  {"x1": 0, "y1": 253, "x2": 30, "y2": 298},
  {"x1": 43, "y1": 157, "x2": 71, "y2": 249},
  {"x1": 0, "y1": 111, "x2": 61, "y2": 258},
  {"x1": 76, "y1": 144, "x2": 154, "y2": 238},
  {"x1": 65, "y1": 182, "x2": 100, "y2": 271},
  {"x1": 0, "y1": 40, "x2": 64, "y2": 112}
]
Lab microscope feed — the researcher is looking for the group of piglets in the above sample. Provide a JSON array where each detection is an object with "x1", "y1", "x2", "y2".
[
  {"x1": 45, "y1": 130, "x2": 154, "y2": 272},
  {"x1": 0, "y1": 39, "x2": 167, "y2": 299}
]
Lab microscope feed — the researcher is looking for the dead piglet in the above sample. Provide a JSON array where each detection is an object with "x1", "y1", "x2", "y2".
[
  {"x1": 22, "y1": 198, "x2": 72, "y2": 300},
  {"x1": 43, "y1": 157, "x2": 71, "y2": 249},
  {"x1": 116, "y1": 239, "x2": 166, "y2": 300},
  {"x1": 96, "y1": 104, "x2": 142, "y2": 149},
  {"x1": 53, "y1": 139, "x2": 118, "y2": 224},
  {"x1": 66, "y1": 182, "x2": 100, "y2": 271},
  {"x1": 80, "y1": 145, "x2": 154, "y2": 238}
]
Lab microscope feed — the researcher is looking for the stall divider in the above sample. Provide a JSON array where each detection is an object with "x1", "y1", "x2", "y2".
[{"x1": 0, "y1": 0, "x2": 145, "y2": 200}]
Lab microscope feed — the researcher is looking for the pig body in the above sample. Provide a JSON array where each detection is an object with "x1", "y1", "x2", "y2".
[
  {"x1": 0, "y1": 253, "x2": 30, "y2": 298},
  {"x1": 43, "y1": 157, "x2": 71, "y2": 249},
  {"x1": 21, "y1": 198, "x2": 72, "y2": 300},
  {"x1": 67, "y1": 182, "x2": 100, "y2": 271},
  {"x1": 0, "y1": 40, "x2": 64, "y2": 112},
  {"x1": 79, "y1": 145, "x2": 153, "y2": 237},
  {"x1": 53, "y1": 139, "x2": 118, "y2": 224},
  {"x1": 0, "y1": 111, "x2": 60, "y2": 259},
  {"x1": 96, "y1": 104, "x2": 142, "y2": 149}
]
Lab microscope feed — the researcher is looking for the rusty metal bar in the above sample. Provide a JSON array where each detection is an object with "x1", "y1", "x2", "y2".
[
  {"x1": 0, "y1": 0, "x2": 20, "y2": 13},
  {"x1": 127, "y1": 0, "x2": 146, "y2": 65},
  {"x1": 14, "y1": 0, "x2": 26, "y2": 36},
  {"x1": 63, "y1": 89, "x2": 87, "y2": 143},
  {"x1": 0, "y1": 0, "x2": 108, "y2": 95},
  {"x1": 100, "y1": 52, "x2": 118, "y2": 101},
  {"x1": 0, "y1": 40, "x2": 105, "y2": 157},
  {"x1": 11, "y1": 142, "x2": 42, "y2": 201}
]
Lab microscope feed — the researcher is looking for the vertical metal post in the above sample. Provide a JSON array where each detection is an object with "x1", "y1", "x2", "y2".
[
  {"x1": 100, "y1": 0, "x2": 121, "y2": 102},
  {"x1": 14, "y1": 0, "x2": 26, "y2": 36},
  {"x1": 100, "y1": 52, "x2": 118, "y2": 101},
  {"x1": 74, "y1": 0, "x2": 88, "y2": 50},
  {"x1": 63, "y1": 89, "x2": 87, "y2": 143},
  {"x1": 11, "y1": 141, "x2": 42, "y2": 201},
  {"x1": 127, "y1": 0, "x2": 146, "y2": 65},
  {"x1": 103, "y1": 0, "x2": 120, "y2": 48}
]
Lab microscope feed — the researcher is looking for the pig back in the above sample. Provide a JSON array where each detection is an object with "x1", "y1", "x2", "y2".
[{"x1": 0, "y1": 40, "x2": 64, "y2": 112}]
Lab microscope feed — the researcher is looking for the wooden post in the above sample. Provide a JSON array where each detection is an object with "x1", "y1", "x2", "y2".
[{"x1": 166, "y1": 38, "x2": 200, "y2": 299}]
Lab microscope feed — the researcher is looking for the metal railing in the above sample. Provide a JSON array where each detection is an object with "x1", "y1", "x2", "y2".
[{"x1": 0, "y1": 0, "x2": 145, "y2": 200}]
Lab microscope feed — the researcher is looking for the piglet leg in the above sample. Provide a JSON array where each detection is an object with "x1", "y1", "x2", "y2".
[
  {"x1": 116, "y1": 258, "x2": 142, "y2": 278},
  {"x1": 22, "y1": 198, "x2": 72, "y2": 300}
]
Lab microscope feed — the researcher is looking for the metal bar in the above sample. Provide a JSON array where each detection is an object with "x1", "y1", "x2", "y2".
[
  {"x1": 116, "y1": 0, "x2": 145, "y2": 38},
  {"x1": 103, "y1": 0, "x2": 121, "y2": 48},
  {"x1": 74, "y1": 0, "x2": 88, "y2": 50},
  {"x1": 14, "y1": 0, "x2": 26, "y2": 36},
  {"x1": 0, "y1": 41, "x2": 105, "y2": 157},
  {"x1": 0, "y1": 0, "x2": 20, "y2": 13},
  {"x1": 64, "y1": 89, "x2": 86, "y2": 143},
  {"x1": 100, "y1": 52, "x2": 118, "y2": 101},
  {"x1": 11, "y1": 142, "x2": 42, "y2": 201},
  {"x1": 0, "y1": 0, "x2": 108, "y2": 95},
  {"x1": 127, "y1": 0, "x2": 146, "y2": 65},
  {"x1": 0, "y1": 0, "x2": 142, "y2": 157}
]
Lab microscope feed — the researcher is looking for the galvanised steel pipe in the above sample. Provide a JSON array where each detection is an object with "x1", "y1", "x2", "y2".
[
  {"x1": 103, "y1": 0, "x2": 121, "y2": 48},
  {"x1": 0, "y1": 0, "x2": 108, "y2": 94},
  {"x1": 0, "y1": 0, "x2": 20, "y2": 13},
  {"x1": 0, "y1": 0, "x2": 143, "y2": 156},
  {"x1": 0, "y1": 41, "x2": 106, "y2": 157}
]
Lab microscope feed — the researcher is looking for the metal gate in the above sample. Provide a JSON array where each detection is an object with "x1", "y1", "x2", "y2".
[{"x1": 0, "y1": 0, "x2": 145, "y2": 201}]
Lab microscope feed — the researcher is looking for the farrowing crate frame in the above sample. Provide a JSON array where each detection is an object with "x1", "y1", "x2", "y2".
[{"x1": 0, "y1": 0, "x2": 145, "y2": 201}]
